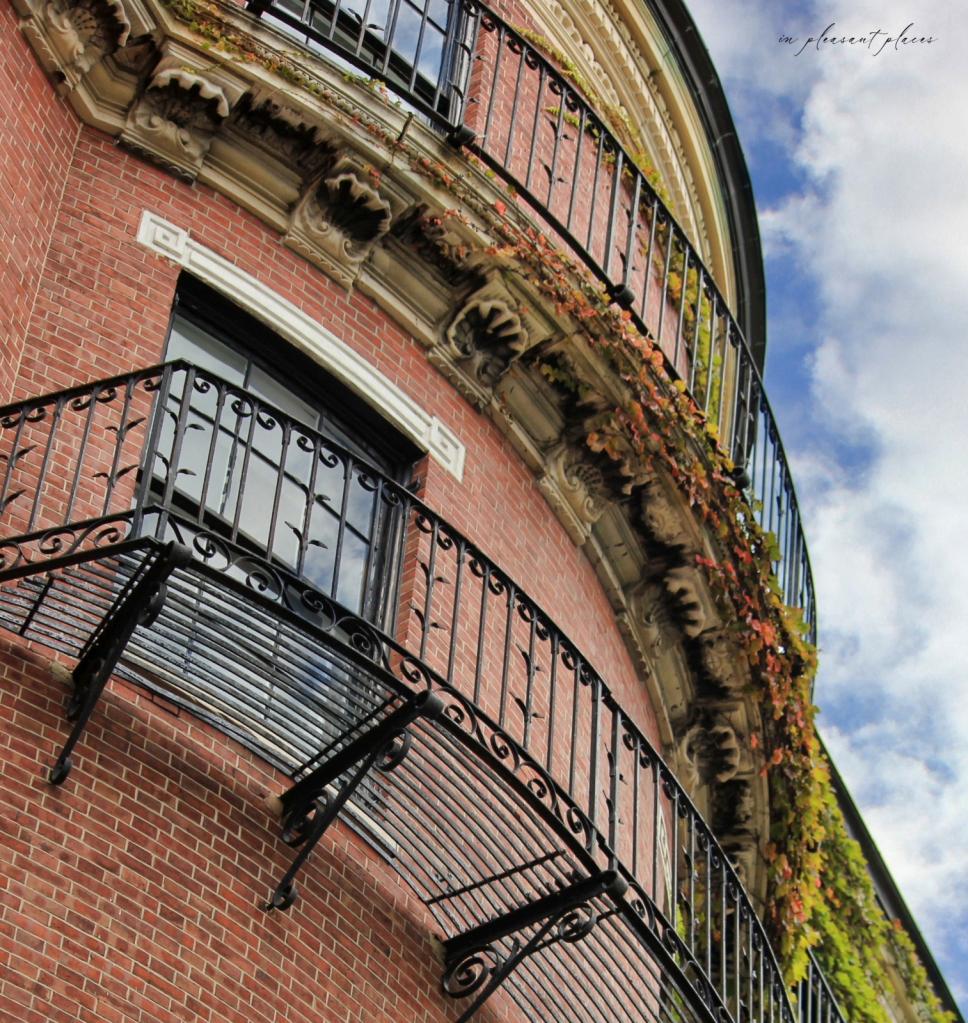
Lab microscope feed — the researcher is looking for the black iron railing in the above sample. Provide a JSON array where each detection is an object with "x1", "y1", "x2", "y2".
[
  {"x1": 246, "y1": 0, "x2": 815, "y2": 643},
  {"x1": 0, "y1": 365, "x2": 838, "y2": 1023}
]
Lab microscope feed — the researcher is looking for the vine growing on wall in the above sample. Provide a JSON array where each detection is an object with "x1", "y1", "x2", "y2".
[{"x1": 155, "y1": 5, "x2": 952, "y2": 1019}]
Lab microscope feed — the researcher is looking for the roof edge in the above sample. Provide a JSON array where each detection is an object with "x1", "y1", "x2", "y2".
[{"x1": 642, "y1": 0, "x2": 767, "y2": 369}]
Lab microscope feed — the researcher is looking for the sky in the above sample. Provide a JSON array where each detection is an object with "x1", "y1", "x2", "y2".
[{"x1": 682, "y1": 0, "x2": 968, "y2": 1010}]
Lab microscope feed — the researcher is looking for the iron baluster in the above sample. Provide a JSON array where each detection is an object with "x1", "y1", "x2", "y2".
[
  {"x1": 418, "y1": 514, "x2": 440, "y2": 661},
  {"x1": 607, "y1": 704, "x2": 621, "y2": 867},
  {"x1": 480, "y1": 25, "x2": 505, "y2": 153},
  {"x1": 353, "y1": 0, "x2": 375, "y2": 54},
  {"x1": 381, "y1": 0, "x2": 402, "y2": 69},
  {"x1": 601, "y1": 146, "x2": 625, "y2": 280},
  {"x1": 445, "y1": 536, "x2": 466, "y2": 684},
  {"x1": 158, "y1": 365, "x2": 198, "y2": 540},
  {"x1": 26, "y1": 395, "x2": 63, "y2": 533},
  {"x1": 565, "y1": 104, "x2": 587, "y2": 233},
  {"x1": 0, "y1": 400, "x2": 30, "y2": 525},
  {"x1": 264, "y1": 417, "x2": 292, "y2": 559},
  {"x1": 131, "y1": 365, "x2": 173, "y2": 536},
  {"x1": 545, "y1": 630, "x2": 559, "y2": 775},
  {"x1": 757, "y1": 407, "x2": 770, "y2": 526},
  {"x1": 524, "y1": 62, "x2": 547, "y2": 191},
  {"x1": 669, "y1": 781, "x2": 679, "y2": 933},
  {"x1": 567, "y1": 650, "x2": 581, "y2": 797},
  {"x1": 359, "y1": 472, "x2": 384, "y2": 621},
  {"x1": 630, "y1": 732, "x2": 640, "y2": 876},
  {"x1": 521, "y1": 602, "x2": 538, "y2": 751},
  {"x1": 586, "y1": 126, "x2": 606, "y2": 252},
  {"x1": 503, "y1": 40, "x2": 527, "y2": 168},
  {"x1": 716, "y1": 318, "x2": 730, "y2": 436},
  {"x1": 587, "y1": 675, "x2": 601, "y2": 843},
  {"x1": 546, "y1": 82, "x2": 568, "y2": 209},
  {"x1": 63, "y1": 381, "x2": 104, "y2": 525},
  {"x1": 472, "y1": 559, "x2": 489, "y2": 704},
  {"x1": 330, "y1": 453, "x2": 353, "y2": 599},
  {"x1": 655, "y1": 220, "x2": 675, "y2": 347},
  {"x1": 688, "y1": 266, "x2": 704, "y2": 392},
  {"x1": 98, "y1": 374, "x2": 137, "y2": 518},
  {"x1": 720, "y1": 855, "x2": 728, "y2": 1003},
  {"x1": 703, "y1": 294, "x2": 718, "y2": 415},
  {"x1": 734, "y1": 881, "x2": 741, "y2": 1016},
  {"x1": 640, "y1": 198, "x2": 659, "y2": 327},
  {"x1": 616, "y1": 170, "x2": 642, "y2": 307},
  {"x1": 407, "y1": 0, "x2": 433, "y2": 93},
  {"x1": 227, "y1": 387, "x2": 258, "y2": 543},
  {"x1": 673, "y1": 247, "x2": 691, "y2": 371},
  {"x1": 705, "y1": 830, "x2": 712, "y2": 983},
  {"x1": 498, "y1": 579, "x2": 515, "y2": 727},
  {"x1": 688, "y1": 809, "x2": 696, "y2": 956},
  {"x1": 295, "y1": 431, "x2": 323, "y2": 577},
  {"x1": 193, "y1": 374, "x2": 226, "y2": 525},
  {"x1": 651, "y1": 756, "x2": 659, "y2": 904}
]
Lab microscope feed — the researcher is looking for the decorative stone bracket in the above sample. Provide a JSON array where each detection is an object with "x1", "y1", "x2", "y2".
[
  {"x1": 640, "y1": 479, "x2": 698, "y2": 551},
  {"x1": 120, "y1": 42, "x2": 246, "y2": 180},
  {"x1": 537, "y1": 441, "x2": 611, "y2": 546},
  {"x1": 283, "y1": 160, "x2": 400, "y2": 289},
  {"x1": 431, "y1": 274, "x2": 554, "y2": 409},
  {"x1": 19, "y1": 0, "x2": 131, "y2": 93}
]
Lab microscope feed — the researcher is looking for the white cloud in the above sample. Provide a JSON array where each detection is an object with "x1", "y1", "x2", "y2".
[{"x1": 687, "y1": 0, "x2": 968, "y2": 1004}]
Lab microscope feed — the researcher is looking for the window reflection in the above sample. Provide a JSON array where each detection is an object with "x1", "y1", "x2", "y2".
[{"x1": 164, "y1": 315, "x2": 391, "y2": 617}]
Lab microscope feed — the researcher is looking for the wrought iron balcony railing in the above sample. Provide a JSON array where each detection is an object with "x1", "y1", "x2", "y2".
[
  {"x1": 246, "y1": 0, "x2": 815, "y2": 644},
  {"x1": 0, "y1": 364, "x2": 837, "y2": 1023}
]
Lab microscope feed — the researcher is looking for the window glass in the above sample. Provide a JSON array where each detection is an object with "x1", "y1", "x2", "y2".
[
  {"x1": 161, "y1": 297, "x2": 411, "y2": 619},
  {"x1": 168, "y1": 317, "x2": 247, "y2": 385}
]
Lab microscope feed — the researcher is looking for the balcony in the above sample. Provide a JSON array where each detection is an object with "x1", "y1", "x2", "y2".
[
  {"x1": 247, "y1": 0, "x2": 815, "y2": 644},
  {"x1": 0, "y1": 363, "x2": 835, "y2": 1023}
]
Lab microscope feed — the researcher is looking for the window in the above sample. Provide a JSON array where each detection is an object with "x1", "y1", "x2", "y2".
[{"x1": 158, "y1": 274, "x2": 419, "y2": 621}]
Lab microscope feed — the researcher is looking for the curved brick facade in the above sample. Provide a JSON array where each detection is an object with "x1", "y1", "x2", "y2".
[{"x1": 0, "y1": 6, "x2": 663, "y2": 1021}]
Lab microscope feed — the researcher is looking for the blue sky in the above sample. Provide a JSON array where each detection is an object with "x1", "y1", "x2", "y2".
[{"x1": 683, "y1": 0, "x2": 968, "y2": 1009}]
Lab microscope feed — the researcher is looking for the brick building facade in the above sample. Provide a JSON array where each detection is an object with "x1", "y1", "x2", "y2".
[{"x1": 0, "y1": 0, "x2": 959, "y2": 1019}]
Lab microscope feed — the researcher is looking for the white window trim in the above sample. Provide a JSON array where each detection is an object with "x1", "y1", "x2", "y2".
[{"x1": 136, "y1": 210, "x2": 466, "y2": 481}]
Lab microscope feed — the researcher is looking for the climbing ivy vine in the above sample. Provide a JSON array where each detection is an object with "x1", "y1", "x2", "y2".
[{"x1": 156, "y1": 5, "x2": 953, "y2": 1020}]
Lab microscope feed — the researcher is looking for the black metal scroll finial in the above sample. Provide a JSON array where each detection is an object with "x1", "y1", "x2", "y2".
[
  {"x1": 441, "y1": 869, "x2": 628, "y2": 1023},
  {"x1": 48, "y1": 541, "x2": 192, "y2": 786},
  {"x1": 265, "y1": 689, "x2": 445, "y2": 911}
]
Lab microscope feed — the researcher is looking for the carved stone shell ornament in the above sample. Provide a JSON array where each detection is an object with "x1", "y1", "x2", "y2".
[
  {"x1": 445, "y1": 298, "x2": 526, "y2": 390},
  {"x1": 284, "y1": 171, "x2": 392, "y2": 288},
  {"x1": 664, "y1": 565, "x2": 706, "y2": 637},
  {"x1": 46, "y1": 0, "x2": 129, "y2": 67},
  {"x1": 122, "y1": 68, "x2": 232, "y2": 180},
  {"x1": 22, "y1": 0, "x2": 131, "y2": 92}
]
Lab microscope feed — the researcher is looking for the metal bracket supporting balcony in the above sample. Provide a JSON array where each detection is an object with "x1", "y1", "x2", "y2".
[
  {"x1": 48, "y1": 541, "x2": 192, "y2": 785},
  {"x1": 264, "y1": 689, "x2": 445, "y2": 911},
  {"x1": 441, "y1": 869, "x2": 628, "y2": 1023}
]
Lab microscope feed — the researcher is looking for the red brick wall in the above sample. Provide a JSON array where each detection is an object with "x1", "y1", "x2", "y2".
[
  {"x1": 0, "y1": 3, "x2": 79, "y2": 399},
  {"x1": 0, "y1": 635, "x2": 514, "y2": 1023}
]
